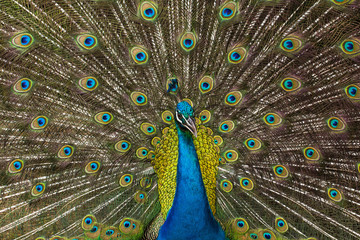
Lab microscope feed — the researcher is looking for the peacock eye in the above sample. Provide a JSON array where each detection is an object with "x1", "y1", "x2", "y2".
[
  {"x1": 13, "y1": 78, "x2": 34, "y2": 93},
  {"x1": 135, "y1": 191, "x2": 147, "y2": 204},
  {"x1": 281, "y1": 77, "x2": 301, "y2": 92},
  {"x1": 328, "y1": 188, "x2": 342, "y2": 202},
  {"x1": 199, "y1": 110, "x2": 211, "y2": 123},
  {"x1": 141, "y1": 123, "x2": 156, "y2": 135},
  {"x1": 90, "y1": 226, "x2": 98, "y2": 233},
  {"x1": 31, "y1": 116, "x2": 48, "y2": 129},
  {"x1": 345, "y1": 84, "x2": 360, "y2": 99},
  {"x1": 9, "y1": 159, "x2": 24, "y2": 173},
  {"x1": 131, "y1": 47, "x2": 149, "y2": 64},
  {"x1": 303, "y1": 147, "x2": 320, "y2": 161},
  {"x1": 12, "y1": 33, "x2": 34, "y2": 48},
  {"x1": 273, "y1": 165, "x2": 289, "y2": 178},
  {"x1": 244, "y1": 138, "x2": 262, "y2": 150},
  {"x1": 162, "y1": 110, "x2": 174, "y2": 124},
  {"x1": 240, "y1": 177, "x2": 254, "y2": 191},
  {"x1": 140, "y1": 1, "x2": 158, "y2": 21},
  {"x1": 327, "y1": 117, "x2": 346, "y2": 131},
  {"x1": 224, "y1": 150, "x2": 238, "y2": 162},
  {"x1": 199, "y1": 76, "x2": 214, "y2": 93},
  {"x1": 220, "y1": 180, "x2": 233, "y2": 192},
  {"x1": 219, "y1": 1, "x2": 237, "y2": 20},
  {"x1": 232, "y1": 218, "x2": 249, "y2": 233},
  {"x1": 263, "y1": 113, "x2": 282, "y2": 126},
  {"x1": 81, "y1": 215, "x2": 96, "y2": 230},
  {"x1": 219, "y1": 120, "x2": 235, "y2": 133},
  {"x1": 106, "y1": 230, "x2": 114, "y2": 236},
  {"x1": 58, "y1": 145, "x2": 74, "y2": 158},
  {"x1": 94, "y1": 112, "x2": 113, "y2": 125},
  {"x1": 275, "y1": 217, "x2": 288, "y2": 233},
  {"x1": 280, "y1": 36, "x2": 302, "y2": 52},
  {"x1": 77, "y1": 34, "x2": 97, "y2": 49},
  {"x1": 136, "y1": 147, "x2": 149, "y2": 159},
  {"x1": 115, "y1": 140, "x2": 131, "y2": 152},
  {"x1": 180, "y1": 32, "x2": 197, "y2": 52},
  {"x1": 120, "y1": 174, "x2": 133, "y2": 187},
  {"x1": 228, "y1": 47, "x2": 247, "y2": 64},
  {"x1": 31, "y1": 183, "x2": 46, "y2": 196},
  {"x1": 341, "y1": 39, "x2": 360, "y2": 55},
  {"x1": 85, "y1": 161, "x2": 100, "y2": 174},
  {"x1": 225, "y1": 91, "x2": 242, "y2": 106},
  {"x1": 250, "y1": 233, "x2": 258, "y2": 239},
  {"x1": 79, "y1": 77, "x2": 98, "y2": 91}
]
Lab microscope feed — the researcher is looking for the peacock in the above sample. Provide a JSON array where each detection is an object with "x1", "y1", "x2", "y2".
[{"x1": 1, "y1": 0, "x2": 360, "y2": 239}]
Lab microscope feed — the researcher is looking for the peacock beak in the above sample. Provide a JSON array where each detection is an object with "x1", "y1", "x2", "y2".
[
  {"x1": 176, "y1": 111, "x2": 198, "y2": 137},
  {"x1": 183, "y1": 116, "x2": 198, "y2": 138}
]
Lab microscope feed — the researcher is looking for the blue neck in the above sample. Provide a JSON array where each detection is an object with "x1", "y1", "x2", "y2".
[{"x1": 157, "y1": 123, "x2": 225, "y2": 240}]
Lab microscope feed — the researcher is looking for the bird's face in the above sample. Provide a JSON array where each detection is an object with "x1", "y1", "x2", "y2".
[{"x1": 175, "y1": 101, "x2": 197, "y2": 137}]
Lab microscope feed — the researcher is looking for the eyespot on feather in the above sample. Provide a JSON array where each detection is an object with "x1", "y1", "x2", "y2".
[
  {"x1": 273, "y1": 165, "x2": 289, "y2": 178},
  {"x1": 219, "y1": 1, "x2": 237, "y2": 21},
  {"x1": 79, "y1": 77, "x2": 98, "y2": 91},
  {"x1": 280, "y1": 77, "x2": 301, "y2": 92},
  {"x1": 303, "y1": 147, "x2": 320, "y2": 161},
  {"x1": 94, "y1": 112, "x2": 113, "y2": 125},
  {"x1": 131, "y1": 92, "x2": 148, "y2": 106},
  {"x1": 225, "y1": 91, "x2": 242, "y2": 106},
  {"x1": 280, "y1": 36, "x2": 302, "y2": 52},
  {"x1": 147, "y1": 150, "x2": 156, "y2": 160},
  {"x1": 136, "y1": 147, "x2": 149, "y2": 159},
  {"x1": 162, "y1": 110, "x2": 174, "y2": 124},
  {"x1": 328, "y1": 188, "x2": 342, "y2": 202},
  {"x1": 345, "y1": 84, "x2": 360, "y2": 99},
  {"x1": 199, "y1": 110, "x2": 211, "y2": 124},
  {"x1": 151, "y1": 137, "x2": 161, "y2": 147},
  {"x1": 180, "y1": 32, "x2": 197, "y2": 52},
  {"x1": 31, "y1": 116, "x2": 48, "y2": 130},
  {"x1": 31, "y1": 183, "x2": 46, "y2": 196},
  {"x1": 85, "y1": 223, "x2": 102, "y2": 239},
  {"x1": 224, "y1": 150, "x2": 238, "y2": 162},
  {"x1": 85, "y1": 161, "x2": 101, "y2": 174},
  {"x1": 327, "y1": 117, "x2": 346, "y2": 131},
  {"x1": 244, "y1": 138, "x2": 262, "y2": 150},
  {"x1": 140, "y1": 177, "x2": 152, "y2": 188},
  {"x1": 12, "y1": 33, "x2": 34, "y2": 48},
  {"x1": 13, "y1": 78, "x2": 33, "y2": 93},
  {"x1": 240, "y1": 177, "x2": 254, "y2": 191},
  {"x1": 260, "y1": 229, "x2": 276, "y2": 240},
  {"x1": 213, "y1": 135, "x2": 223, "y2": 146},
  {"x1": 219, "y1": 120, "x2": 235, "y2": 133},
  {"x1": 119, "y1": 218, "x2": 140, "y2": 234},
  {"x1": 228, "y1": 47, "x2": 247, "y2": 64},
  {"x1": 220, "y1": 180, "x2": 233, "y2": 192},
  {"x1": 263, "y1": 113, "x2": 282, "y2": 126},
  {"x1": 131, "y1": 47, "x2": 149, "y2": 64},
  {"x1": 134, "y1": 190, "x2": 147, "y2": 204},
  {"x1": 199, "y1": 76, "x2": 214, "y2": 93},
  {"x1": 275, "y1": 217, "x2": 288, "y2": 233},
  {"x1": 232, "y1": 218, "x2": 249, "y2": 234},
  {"x1": 140, "y1": 1, "x2": 158, "y2": 21},
  {"x1": 58, "y1": 145, "x2": 74, "y2": 158},
  {"x1": 77, "y1": 34, "x2": 97, "y2": 50},
  {"x1": 115, "y1": 140, "x2": 131, "y2": 152},
  {"x1": 8, "y1": 159, "x2": 24, "y2": 173},
  {"x1": 340, "y1": 39, "x2": 360, "y2": 55},
  {"x1": 141, "y1": 123, "x2": 156, "y2": 135},
  {"x1": 119, "y1": 174, "x2": 133, "y2": 187},
  {"x1": 81, "y1": 215, "x2": 97, "y2": 230}
]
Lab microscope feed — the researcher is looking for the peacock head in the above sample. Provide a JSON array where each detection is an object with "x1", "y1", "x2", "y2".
[{"x1": 175, "y1": 101, "x2": 197, "y2": 137}]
